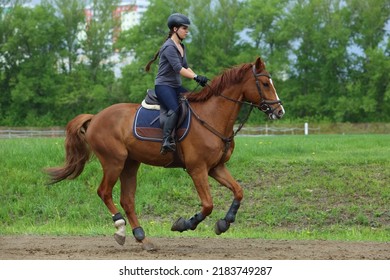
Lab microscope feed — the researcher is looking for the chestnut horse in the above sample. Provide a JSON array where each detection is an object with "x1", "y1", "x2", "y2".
[{"x1": 46, "y1": 57, "x2": 284, "y2": 251}]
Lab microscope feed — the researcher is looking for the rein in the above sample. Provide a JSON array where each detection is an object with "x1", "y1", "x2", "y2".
[
  {"x1": 184, "y1": 98, "x2": 236, "y2": 159},
  {"x1": 184, "y1": 64, "x2": 283, "y2": 158},
  {"x1": 184, "y1": 98, "x2": 246, "y2": 142},
  {"x1": 184, "y1": 87, "x2": 254, "y2": 156}
]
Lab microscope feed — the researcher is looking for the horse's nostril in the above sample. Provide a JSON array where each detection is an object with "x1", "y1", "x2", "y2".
[{"x1": 276, "y1": 109, "x2": 285, "y2": 118}]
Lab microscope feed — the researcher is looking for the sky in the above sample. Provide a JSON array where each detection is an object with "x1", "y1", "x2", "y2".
[
  {"x1": 27, "y1": 0, "x2": 140, "y2": 5},
  {"x1": 28, "y1": 0, "x2": 40, "y2": 5}
]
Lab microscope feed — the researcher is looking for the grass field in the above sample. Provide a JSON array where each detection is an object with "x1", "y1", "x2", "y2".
[{"x1": 0, "y1": 134, "x2": 389, "y2": 241}]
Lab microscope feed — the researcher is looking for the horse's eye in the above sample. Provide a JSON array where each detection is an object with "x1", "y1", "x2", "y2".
[{"x1": 262, "y1": 82, "x2": 269, "y2": 87}]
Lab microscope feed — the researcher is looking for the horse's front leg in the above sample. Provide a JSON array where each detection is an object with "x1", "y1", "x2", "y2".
[
  {"x1": 171, "y1": 169, "x2": 213, "y2": 232},
  {"x1": 209, "y1": 163, "x2": 243, "y2": 235}
]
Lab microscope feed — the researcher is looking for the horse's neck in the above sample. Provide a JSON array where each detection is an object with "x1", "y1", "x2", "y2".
[{"x1": 191, "y1": 88, "x2": 243, "y2": 136}]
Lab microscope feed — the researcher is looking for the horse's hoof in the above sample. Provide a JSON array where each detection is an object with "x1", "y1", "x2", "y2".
[
  {"x1": 215, "y1": 219, "x2": 230, "y2": 235},
  {"x1": 171, "y1": 217, "x2": 187, "y2": 232},
  {"x1": 114, "y1": 233, "x2": 126, "y2": 245}
]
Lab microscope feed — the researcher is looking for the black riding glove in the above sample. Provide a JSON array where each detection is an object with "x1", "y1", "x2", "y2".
[{"x1": 194, "y1": 75, "x2": 208, "y2": 87}]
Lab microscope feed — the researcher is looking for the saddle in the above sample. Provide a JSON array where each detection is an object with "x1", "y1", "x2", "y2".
[{"x1": 133, "y1": 89, "x2": 191, "y2": 142}]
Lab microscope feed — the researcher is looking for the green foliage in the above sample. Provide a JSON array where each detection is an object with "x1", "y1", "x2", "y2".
[
  {"x1": 48, "y1": 0, "x2": 86, "y2": 74},
  {"x1": 0, "y1": 135, "x2": 389, "y2": 241},
  {"x1": 0, "y1": 0, "x2": 389, "y2": 125}
]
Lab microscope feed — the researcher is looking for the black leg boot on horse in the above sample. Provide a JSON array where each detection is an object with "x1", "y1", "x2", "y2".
[{"x1": 160, "y1": 110, "x2": 178, "y2": 154}]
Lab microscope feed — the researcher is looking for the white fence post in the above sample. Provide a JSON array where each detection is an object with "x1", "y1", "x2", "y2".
[{"x1": 304, "y1": 122, "x2": 309, "y2": 135}]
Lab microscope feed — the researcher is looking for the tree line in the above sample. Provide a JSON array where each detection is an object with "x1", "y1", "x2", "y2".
[{"x1": 1, "y1": 0, "x2": 389, "y2": 126}]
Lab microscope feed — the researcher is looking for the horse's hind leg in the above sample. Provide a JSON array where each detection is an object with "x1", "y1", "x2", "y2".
[
  {"x1": 95, "y1": 150, "x2": 128, "y2": 245},
  {"x1": 209, "y1": 163, "x2": 243, "y2": 235},
  {"x1": 97, "y1": 168, "x2": 126, "y2": 244},
  {"x1": 119, "y1": 159, "x2": 155, "y2": 251}
]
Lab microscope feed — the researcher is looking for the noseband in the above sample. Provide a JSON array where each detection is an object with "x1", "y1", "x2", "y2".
[{"x1": 252, "y1": 65, "x2": 283, "y2": 117}]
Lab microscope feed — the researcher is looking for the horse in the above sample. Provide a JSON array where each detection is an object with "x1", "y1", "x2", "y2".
[{"x1": 46, "y1": 57, "x2": 285, "y2": 251}]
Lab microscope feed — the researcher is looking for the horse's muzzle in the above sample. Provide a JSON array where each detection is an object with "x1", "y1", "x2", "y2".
[
  {"x1": 271, "y1": 105, "x2": 285, "y2": 119},
  {"x1": 260, "y1": 101, "x2": 285, "y2": 120}
]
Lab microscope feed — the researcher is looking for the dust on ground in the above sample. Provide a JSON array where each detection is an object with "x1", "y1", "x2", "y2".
[{"x1": 0, "y1": 235, "x2": 389, "y2": 260}]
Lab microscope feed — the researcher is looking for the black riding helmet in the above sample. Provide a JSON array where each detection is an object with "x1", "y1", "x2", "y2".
[{"x1": 167, "y1": 13, "x2": 190, "y2": 29}]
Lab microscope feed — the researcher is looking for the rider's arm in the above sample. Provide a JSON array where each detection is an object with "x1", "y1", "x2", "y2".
[{"x1": 180, "y1": 67, "x2": 197, "y2": 79}]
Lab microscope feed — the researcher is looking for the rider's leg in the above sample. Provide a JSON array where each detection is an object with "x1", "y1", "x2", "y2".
[
  {"x1": 155, "y1": 85, "x2": 180, "y2": 154},
  {"x1": 160, "y1": 109, "x2": 178, "y2": 154}
]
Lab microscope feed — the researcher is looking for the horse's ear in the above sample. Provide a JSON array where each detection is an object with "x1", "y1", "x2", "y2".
[{"x1": 255, "y1": 57, "x2": 265, "y2": 72}]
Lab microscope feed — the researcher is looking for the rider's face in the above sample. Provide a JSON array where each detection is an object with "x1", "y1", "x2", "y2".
[{"x1": 176, "y1": 26, "x2": 189, "y2": 39}]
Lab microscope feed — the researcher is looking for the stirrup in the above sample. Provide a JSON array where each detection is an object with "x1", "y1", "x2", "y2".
[{"x1": 160, "y1": 141, "x2": 176, "y2": 155}]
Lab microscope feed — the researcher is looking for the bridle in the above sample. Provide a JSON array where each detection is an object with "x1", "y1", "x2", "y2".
[
  {"x1": 218, "y1": 64, "x2": 283, "y2": 119},
  {"x1": 185, "y1": 64, "x2": 283, "y2": 158},
  {"x1": 251, "y1": 64, "x2": 283, "y2": 117}
]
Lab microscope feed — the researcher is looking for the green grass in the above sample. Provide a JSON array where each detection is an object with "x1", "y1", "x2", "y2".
[{"x1": 0, "y1": 135, "x2": 389, "y2": 242}]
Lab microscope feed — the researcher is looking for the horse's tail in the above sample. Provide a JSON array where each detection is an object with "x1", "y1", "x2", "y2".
[{"x1": 46, "y1": 114, "x2": 94, "y2": 184}]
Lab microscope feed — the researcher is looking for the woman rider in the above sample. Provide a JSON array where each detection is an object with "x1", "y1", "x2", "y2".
[{"x1": 145, "y1": 13, "x2": 208, "y2": 154}]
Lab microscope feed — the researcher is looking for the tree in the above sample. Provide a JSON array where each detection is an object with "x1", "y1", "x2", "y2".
[
  {"x1": 279, "y1": 0, "x2": 353, "y2": 121},
  {"x1": 1, "y1": 4, "x2": 64, "y2": 125},
  {"x1": 237, "y1": 0, "x2": 290, "y2": 65},
  {"x1": 80, "y1": 0, "x2": 120, "y2": 82},
  {"x1": 188, "y1": 0, "x2": 242, "y2": 72},
  {"x1": 46, "y1": 0, "x2": 86, "y2": 74},
  {"x1": 342, "y1": 0, "x2": 390, "y2": 121},
  {"x1": 0, "y1": 1, "x2": 27, "y2": 120}
]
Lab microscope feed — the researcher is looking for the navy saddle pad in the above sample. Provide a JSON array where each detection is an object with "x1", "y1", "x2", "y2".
[{"x1": 133, "y1": 107, "x2": 191, "y2": 142}]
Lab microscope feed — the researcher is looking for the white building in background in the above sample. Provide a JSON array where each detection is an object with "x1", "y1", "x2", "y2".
[
  {"x1": 85, "y1": 0, "x2": 149, "y2": 32},
  {"x1": 119, "y1": 0, "x2": 149, "y2": 31},
  {"x1": 82, "y1": 0, "x2": 150, "y2": 77},
  {"x1": 4, "y1": 0, "x2": 149, "y2": 77}
]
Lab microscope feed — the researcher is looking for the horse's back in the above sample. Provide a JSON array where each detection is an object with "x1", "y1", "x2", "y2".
[
  {"x1": 89, "y1": 103, "x2": 138, "y2": 130},
  {"x1": 85, "y1": 102, "x2": 179, "y2": 166},
  {"x1": 86, "y1": 103, "x2": 139, "y2": 151}
]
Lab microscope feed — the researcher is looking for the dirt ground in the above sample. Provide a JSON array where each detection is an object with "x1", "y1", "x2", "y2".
[{"x1": 0, "y1": 235, "x2": 389, "y2": 260}]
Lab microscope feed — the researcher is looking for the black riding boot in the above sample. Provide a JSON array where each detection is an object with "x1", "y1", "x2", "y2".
[{"x1": 161, "y1": 111, "x2": 178, "y2": 154}]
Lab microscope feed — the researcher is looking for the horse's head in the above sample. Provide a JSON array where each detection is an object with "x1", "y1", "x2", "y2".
[{"x1": 244, "y1": 57, "x2": 285, "y2": 120}]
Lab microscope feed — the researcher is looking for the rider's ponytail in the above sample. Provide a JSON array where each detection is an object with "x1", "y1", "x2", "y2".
[
  {"x1": 145, "y1": 31, "x2": 174, "y2": 72},
  {"x1": 145, "y1": 51, "x2": 159, "y2": 72}
]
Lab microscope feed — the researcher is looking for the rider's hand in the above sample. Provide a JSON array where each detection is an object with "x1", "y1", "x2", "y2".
[{"x1": 194, "y1": 75, "x2": 208, "y2": 87}]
